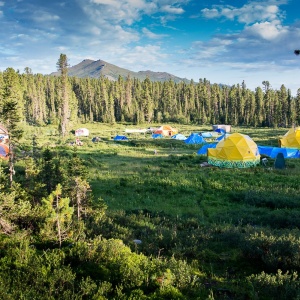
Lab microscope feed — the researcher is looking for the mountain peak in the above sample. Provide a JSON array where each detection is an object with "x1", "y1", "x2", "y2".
[{"x1": 51, "y1": 59, "x2": 189, "y2": 83}]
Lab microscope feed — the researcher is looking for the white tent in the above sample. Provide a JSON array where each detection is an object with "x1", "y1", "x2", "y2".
[
  {"x1": 212, "y1": 124, "x2": 231, "y2": 133},
  {"x1": 125, "y1": 129, "x2": 147, "y2": 133},
  {"x1": 75, "y1": 128, "x2": 89, "y2": 137}
]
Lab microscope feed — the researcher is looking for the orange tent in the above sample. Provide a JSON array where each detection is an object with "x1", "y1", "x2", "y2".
[
  {"x1": 0, "y1": 144, "x2": 9, "y2": 160},
  {"x1": 154, "y1": 125, "x2": 178, "y2": 137}
]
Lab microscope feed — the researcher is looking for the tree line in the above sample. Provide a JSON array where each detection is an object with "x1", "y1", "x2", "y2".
[{"x1": 1, "y1": 61, "x2": 300, "y2": 129}]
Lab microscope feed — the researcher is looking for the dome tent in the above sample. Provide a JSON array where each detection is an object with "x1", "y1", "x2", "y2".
[
  {"x1": 152, "y1": 133, "x2": 163, "y2": 139},
  {"x1": 184, "y1": 133, "x2": 206, "y2": 144},
  {"x1": 75, "y1": 128, "x2": 89, "y2": 137},
  {"x1": 171, "y1": 133, "x2": 187, "y2": 140},
  {"x1": 207, "y1": 133, "x2": 260, "y2": 168},
  {"x1": 114, "y1": 135, "x2": 128, "y2": 141},
  {"x1": 0, "y1": 144, "x2": 9, "y2": 160},
  {"x1": 154, "y1": 125, "x2": 178, "y2": 137},
  {"x1": 279, "y1": 127, "x2": 300, "y2": 148}
]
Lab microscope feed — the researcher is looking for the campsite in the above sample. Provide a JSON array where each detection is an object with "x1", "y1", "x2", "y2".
[{"x1": 1, "y1": 122, "x2": 300, "y2": 299}]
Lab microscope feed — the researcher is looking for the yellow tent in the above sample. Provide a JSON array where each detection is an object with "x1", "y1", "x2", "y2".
[
  {"x1": 207, "y1": 133, "x2": 260, "y2": 168},
  {"x1": 279, "y1": 127, "x2": 300, "y2": 148}
]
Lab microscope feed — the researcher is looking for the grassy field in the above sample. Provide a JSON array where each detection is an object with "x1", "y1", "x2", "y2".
[
  {"x1": 20, "y1": 122, "x2": 297, "y2": 218},
  {"x1": 16, "y1": 122, "x2": 300, "y2": 297}
]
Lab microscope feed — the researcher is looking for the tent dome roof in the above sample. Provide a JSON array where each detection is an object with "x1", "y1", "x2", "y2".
[
  {"x1": 0, "y1": 144, "x2": 9, "y2": 160},
  {"x1": 279, "y1": 127, "x2": 300, "y2": 148},
  {"x1": 207, "y1": 133, "x2": 260, "y2": 168}
]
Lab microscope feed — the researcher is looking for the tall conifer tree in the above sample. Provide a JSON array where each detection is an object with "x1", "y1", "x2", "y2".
[{"x1": 56, "y1": 54, "x2": 70, "y2": 137}]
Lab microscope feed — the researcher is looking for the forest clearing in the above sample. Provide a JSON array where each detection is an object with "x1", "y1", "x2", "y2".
[{"x1": 1, "y1": 122, "x2": 300, "y2": 299}]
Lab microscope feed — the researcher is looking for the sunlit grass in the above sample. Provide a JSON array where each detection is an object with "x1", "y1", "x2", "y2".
[{"x1": 17, "y1": 122, "x2": 300, "y2": 222}]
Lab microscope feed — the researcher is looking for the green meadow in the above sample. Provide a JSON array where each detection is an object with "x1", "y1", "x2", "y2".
[{"x1": 6, "y1": 123, "x2": 300, "y2": 299}]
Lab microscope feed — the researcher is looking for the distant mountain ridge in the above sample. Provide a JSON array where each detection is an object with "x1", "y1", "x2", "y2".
[{"x1": 51, "y1": 59, "x2": 190, "y2": 83}]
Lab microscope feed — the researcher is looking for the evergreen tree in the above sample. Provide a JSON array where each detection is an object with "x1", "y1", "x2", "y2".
[
  {"x1": 295, "y1": 89, "x2": 300, "y2": 125},
  {"x1": 0, "y1": 68, "x2": 23, "y2": 186},
  {"x1": 56, "y1": 54, "x2": 70, "y2": 137},
  {"x1": 40, "y1": 184, "x2": 74, "y2": 247}
]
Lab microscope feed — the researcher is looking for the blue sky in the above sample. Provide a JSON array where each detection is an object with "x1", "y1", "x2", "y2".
[{"x1": 1, "y1": 0, "x2": 300, "y2": 94}]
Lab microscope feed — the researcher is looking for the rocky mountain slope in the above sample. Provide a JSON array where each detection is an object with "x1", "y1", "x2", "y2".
[{"x1": 51, "y1": 59, "x2": 190, "y2": 83}]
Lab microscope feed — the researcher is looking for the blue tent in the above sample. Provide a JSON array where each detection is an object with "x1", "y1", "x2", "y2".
[
  {"x1": 201, "y1": 132, "x2": 219, "y2": 138},
  {"x1": 214, "y1": 128, "x2": 226, "y2": 134},
  {"x1": 258, "y1": 145, "x2": 300, "y2": 159},
  {"x1": 171, "y1": 133, "x2": 187, "y2": 140},
  {"x1": 114, "y1": 135, "x2": 128, "y2": 141},
  {"x1": 184, "y1": 133, "x2": 206, "y2": 144},
  {"x1": 197, "y1": 143, "x2": 217, "y2": 155},
  {"x1": 152, "y1": 133, "x2": 163, "y2": 139},
  {"x1": 215, "y1": 133, "x2": 230, "y2": 141}
]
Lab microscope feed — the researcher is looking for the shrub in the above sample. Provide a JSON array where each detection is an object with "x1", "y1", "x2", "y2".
[
  {"x1": 247, "y1": 270, "x2": 300, "y2": 300},
  {"x1": 241, "y1": 231, "x2": 300, "y2": 271}
]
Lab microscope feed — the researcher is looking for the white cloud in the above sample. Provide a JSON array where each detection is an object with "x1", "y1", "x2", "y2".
[
  {"x1": 91, "y1": 0, "x2": 121, "y2": 7},
  {"x1": 201, "y1": 1, "x2": 285, "y2": 25},
  {"x1": 90, "y1": 26, "x2": 102, "y2": 35},
  {"x1": 191, "y1": 38, "x2": 233, "y2": 59},
  {"x1": 201, "y1": 8, "x2": 219, "y2": 19},
  {"x1": 109, "y1": 44, "x2": 168, "y2": 71},
  {"x1": 32, "y1": 11, "x2": 60, "y2": 23},
  {"x1": 56, "y1": 46, "x2": 68, "y2": 52},
  {"x1": 142, "y1": 27, "x2": 168, "y2": 39},
  {"x1": 160, "y1": 5, "x2": 184, "y2": 14},
  {"x1": 81, "y1": 0, "x2": 186, "y2": 27},
  {"x1": 244, "y1": 20, "x2": 288, "y2": 41}
]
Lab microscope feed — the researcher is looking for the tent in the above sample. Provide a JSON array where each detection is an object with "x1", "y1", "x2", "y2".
[
  {"x1": 0, "y1": 134, "x2": 9, "y2": 143},
  {"x1": 154, "y1": 125, "x2": 178, "y2": 137},
  {"x1": 171, "y1": 133, "x2": 187, "y2": 140},
  {"x1": 184, "y1": 133, "x2": 206, "y2": 144},
  {"x1": 279, "y1": 127, "x2": 300, "y2": 148},
  {"x1": 75, "y1": 128, "x2": 89, "y2": 137},
  {"x1": 215, "y1": 133, "x2": 230, "y2": 141},
  {"x1": 258, "y1": 145, "x2": 300, "y2": 159},
  {"x1": 201, "y1": 132, "x2": 219, "y2": 138},
  {"x1": 114, "y1": 135, "x2": 128, "y2": 141},
  {"x1": 197, "y1": 143, "x2": 217, "y2": 155},
  {"x1": 125, "y1": 128, "x2": 147, "y2": 133},
  {"x1": 0, "y1": 144, "x2": 9, "y2": 160},
  {"x1": 207, "y1": 133, "x2": 260, "y2": 168},
  {"x1": 212, "y1": 124, "x2": 231, "y2": 133},
  {"x1": 152, "y1": 133, "x2": 163, "y2": 139},
  {"x1": 214, "y1": 128, "x2": 226, "y2": 134},
  {"x1": 92, "y1": 136, "x2": 101, "y2": 143},
  {"x1": 0, "y1": 124, "x2": 9, "y2": 143}
]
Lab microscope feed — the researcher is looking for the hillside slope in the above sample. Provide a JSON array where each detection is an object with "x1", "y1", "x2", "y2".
[{"x1": 51, "y1": 59, "x2": 190, "y2": 83}]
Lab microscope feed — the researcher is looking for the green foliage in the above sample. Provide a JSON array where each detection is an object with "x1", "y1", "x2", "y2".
[
  {"x1": 40, "y1": 184, "x2": 74, "y2": 247},
  {"x1": 247, "y1": 270, "x2": 300, "y2": 300},
  {"x1": 0, "y1": 185, "x2": 32, "y2": 234},
  {"x1": 1, "y1": 67, "x2": 300, "y2": 126},
  {"x1": 1, "y1": 122, "x2": 300, "y2": 298},
  {"x1": 242, "y1": 231, "x2": 300, "y2": 271}
]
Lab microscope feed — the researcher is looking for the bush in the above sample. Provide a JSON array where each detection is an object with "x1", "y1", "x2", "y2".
[
  {"x1": 241, "y1": 231, "x2": 300, "y2": 271},
  {"x1": 247, "y1": 270, "x2": 300, "y2": 300}
]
